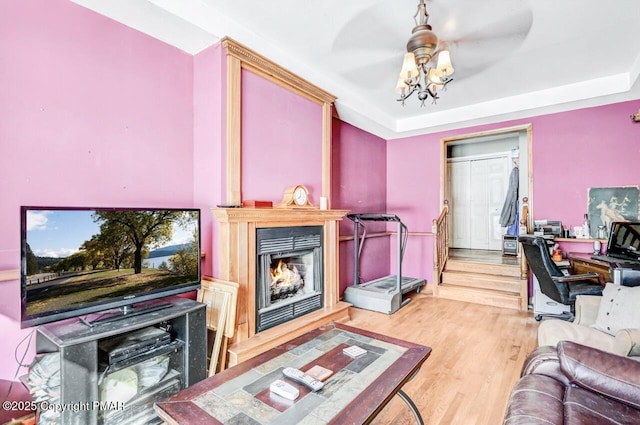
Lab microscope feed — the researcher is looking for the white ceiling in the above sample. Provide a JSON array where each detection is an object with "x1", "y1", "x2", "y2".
[{"x1": 71, "y1": 0, "x2": 640, "y2": 139}]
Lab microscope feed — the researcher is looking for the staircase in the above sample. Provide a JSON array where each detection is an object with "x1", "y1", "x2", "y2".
[{"x1": 436, "y1": 249, "x2": 528, "y2": 311}]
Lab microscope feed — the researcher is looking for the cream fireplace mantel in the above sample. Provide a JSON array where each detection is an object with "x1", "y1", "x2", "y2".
[
  {"x1": 212, "y1": 207, "x2": 351, "y2": 366},
  {"x1": 213, "y1": 39, "x2": 346, "y2": 366}
]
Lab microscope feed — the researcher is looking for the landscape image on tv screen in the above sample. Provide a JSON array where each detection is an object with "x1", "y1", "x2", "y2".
[{"x1": 22, "y1": 208, "x2": 200, "y2": 324}]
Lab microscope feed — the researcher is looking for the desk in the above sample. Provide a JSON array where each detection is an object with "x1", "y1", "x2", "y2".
[
  {"x1": 569, "y1": 253, "x2": 611, "y2": 283},
  {"x1": 155, "y1": 322, "x2": 431, "y2": 425}
]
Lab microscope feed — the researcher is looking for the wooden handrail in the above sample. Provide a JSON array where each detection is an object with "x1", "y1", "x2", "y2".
[
  {"x1": 519, "y1": 197, "x2": 529, "y2": 279},
  {"x1": 435, "y1": 203, "x2": 448, "y2": 224},
  {"x1": 519, "y1": 196, "x2": 529, "y2": 234},
  {"x1": 432, "y1": 201, "x2": 449, "y2": 294}
]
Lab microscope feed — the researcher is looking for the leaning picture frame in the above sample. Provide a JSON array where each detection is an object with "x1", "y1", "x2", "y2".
[{"x1": 587, "y1": 186, "x2": 640, "y2": 238}]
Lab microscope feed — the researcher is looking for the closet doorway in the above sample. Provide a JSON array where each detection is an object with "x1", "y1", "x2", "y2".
[
  {"x1": 442, "y1": 125, "x2": 533, "y2": 252},
  {"x1": 448, "y1": 154, "x2": 511, "y2": 250}
]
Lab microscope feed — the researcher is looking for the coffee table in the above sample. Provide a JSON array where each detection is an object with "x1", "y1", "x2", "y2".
[{"x1": 155, "y1": 322, "x2": 431, "y2": 424}]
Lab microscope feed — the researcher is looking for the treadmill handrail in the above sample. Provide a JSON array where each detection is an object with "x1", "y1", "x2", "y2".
[
  {"x1": 347, "y1": 213, "x2": 401, "y2": 223},
  {"x1": 348, "y1": 213, "x2": 408, "y2": 260}
]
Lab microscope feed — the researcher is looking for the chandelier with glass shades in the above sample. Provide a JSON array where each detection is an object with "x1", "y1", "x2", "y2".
[{"x1": 396, "y1": 0, "x2": 454, "y2": 106}]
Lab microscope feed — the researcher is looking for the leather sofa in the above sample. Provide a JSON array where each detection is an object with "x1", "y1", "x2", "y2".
[{"x1": 503, "y1": 340, "x2": 640, "y2": 424}]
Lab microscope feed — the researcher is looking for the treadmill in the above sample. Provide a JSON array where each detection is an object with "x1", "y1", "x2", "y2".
[{"x1": 343, "y1": 213, "x2": 426, "y2": 314}]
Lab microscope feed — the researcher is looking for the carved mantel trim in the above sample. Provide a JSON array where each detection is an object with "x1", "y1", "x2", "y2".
[
  {"x1": 221, "y1": 37, "x2": 337, "y2": 207},
  {"x1": 213, "y1": 207, "x2": 349, "y2": 224},
  {"x1": 221, "y1": 37, "x2": 336, "y2": 105},
  {"x1": 212, "y1": 207, "x2": 350, "y2": 366},
  {"x1": 215, "y1": 38, "x2": 344, "y2": 366}
]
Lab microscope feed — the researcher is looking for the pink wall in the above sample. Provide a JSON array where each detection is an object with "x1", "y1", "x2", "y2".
[
  {"x1": 386, "y1": 135, "x2": 440, "y2": 280},
  {"x1": 193, "y1": 44, "x2": 226, "y2": 277},
  {"x1": 2, "y1": 0, "x2": 638, "y2": 385},
  {"x1": 528, "y1": 102, "x2": 639, "y2": 224},
  {"x1": 241, "y1": 71, "x2": 324, "y2": 204},
  {"x1": 332, "y1": 119, "x2": 388, "y2": 293},
  {"x1": 387, "y1": 99, "x2": 640, "y2": 280},
  {"x1": 0, "y1": 0, "x2": 195, "y2": 380}
]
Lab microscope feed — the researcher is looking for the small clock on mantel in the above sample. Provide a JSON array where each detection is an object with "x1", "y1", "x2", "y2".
[{"x1": 276, "y1": 184, "x2": 315, "y2": 209}]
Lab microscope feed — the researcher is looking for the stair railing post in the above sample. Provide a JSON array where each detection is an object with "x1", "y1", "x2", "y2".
[
  {"x1": 519, "y1": 197, "x2": 530, "y2": 310},
  {"x1": 519, "y1": 197, "x2": 529, "y2": 280},
  {"x1": 432, "y1": 201, "x2": 449, "y2": 296}
]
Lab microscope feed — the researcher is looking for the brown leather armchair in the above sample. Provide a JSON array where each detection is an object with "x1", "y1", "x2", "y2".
[{"x1": 503, "y1": 341, "x2": 640, "y2": 424}]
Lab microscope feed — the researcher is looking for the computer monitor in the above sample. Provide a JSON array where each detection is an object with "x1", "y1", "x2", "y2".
[{"x1": 606, "y1": 221, "x2": 640, "y2": 261}]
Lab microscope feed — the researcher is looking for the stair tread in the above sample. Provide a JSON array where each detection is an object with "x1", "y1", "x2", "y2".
[
  {"x1": 447, "y1": 257, "x2": 518, "y2": 262},
  {"x1": 437, "y1": 286, "x2": 523, "y2": 310},
  {"x1": 444, "y1": 261, "x2": 521, "y2": 277},
  {"x1": 441, "y1": 257, "x2": 523, "y2": 288},
  {"x1": 438, "y1": 284, "x2": 519, "y2": 296},
  {"x1": 437, "y1": 251, "x2": 526, "y2": 311},
  {"x1": 442, "y1": 270, "x2": 520, "y2": 280},
  {"x1": 446, "y1": 262, "x2": 519, "y2": 270}
]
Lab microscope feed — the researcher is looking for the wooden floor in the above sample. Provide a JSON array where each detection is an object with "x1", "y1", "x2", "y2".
[{"x1": 343, "y1": 291, "x2": 539, "y2": 425}]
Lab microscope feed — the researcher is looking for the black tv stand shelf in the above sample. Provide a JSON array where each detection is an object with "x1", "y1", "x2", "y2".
[
  {"x1": 87, "y1": 301, "x2": 173, "y2": 326},
  {"x1": 98, "y1": 339, "x2": 185, "y2": 376},
  {"x1": 34, "y1": 296, "x2": 206, "y2": 425}
]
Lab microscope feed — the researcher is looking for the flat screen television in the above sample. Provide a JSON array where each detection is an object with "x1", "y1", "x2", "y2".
[{"x1": 20, "y1": 206, "x2": 201, "y2": 328}]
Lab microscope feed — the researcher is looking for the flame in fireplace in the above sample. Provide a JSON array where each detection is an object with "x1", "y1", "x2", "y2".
[{"x1": 270, "y1": 260, "x2": 300, "y2": 287}]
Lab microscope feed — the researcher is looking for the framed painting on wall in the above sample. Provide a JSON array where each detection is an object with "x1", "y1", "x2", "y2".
[{"x1": 587, "y1": 186, "x2": 640, "y2": 238}]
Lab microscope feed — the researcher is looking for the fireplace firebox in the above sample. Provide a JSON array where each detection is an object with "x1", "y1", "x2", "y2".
[{"x1": 256, "y1": 226, "x2": 323, "y2": 332}]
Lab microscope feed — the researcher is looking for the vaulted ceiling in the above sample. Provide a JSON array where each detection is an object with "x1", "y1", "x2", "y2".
[{"x1": 71, "y1": 0, "x2": 640, "y2": 139}]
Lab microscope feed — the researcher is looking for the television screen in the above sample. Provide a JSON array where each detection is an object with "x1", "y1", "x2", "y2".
[{"x1": 21, "y1": 207, "x2": 201, "y2": 328}]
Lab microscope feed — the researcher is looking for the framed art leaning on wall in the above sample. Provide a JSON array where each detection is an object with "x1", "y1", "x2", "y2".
[{"x1": 588, "y1": 186, "x2": 640, "y2": 237}]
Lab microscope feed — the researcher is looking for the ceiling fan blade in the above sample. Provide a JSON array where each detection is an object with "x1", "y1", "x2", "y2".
[
  {"x1": 331, "y1": 2, "x2": 412, "y2": 54},
  {"x1": 338, "y1": 56, "x2": 402, "y2": 91},
  {"x1": 444, "y1": 6, "x2": 533, "y2": 45},
  {"x1": 439, "y1": 5, "x2": 533, "y2": 79},
  {"x1": 331, "y1": 1, "x2": 534, "y2": 87},
  {"x1": 443, "y1": 37, "x2": 525, "y2": 80}
]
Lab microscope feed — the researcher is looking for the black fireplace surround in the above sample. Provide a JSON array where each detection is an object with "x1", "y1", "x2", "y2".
[{"x1": 256, "y1": 226, "x2": 324, "y2": 332}]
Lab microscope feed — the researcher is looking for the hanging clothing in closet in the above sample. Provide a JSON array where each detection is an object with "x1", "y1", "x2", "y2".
[{"x1": 499, "y1": 166, "x2": 519, "y2": 235}]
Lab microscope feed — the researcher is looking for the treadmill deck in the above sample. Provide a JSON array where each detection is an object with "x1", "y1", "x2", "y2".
[{"x1": 352, "y1": 275, "x2": 425, "y2": 294}]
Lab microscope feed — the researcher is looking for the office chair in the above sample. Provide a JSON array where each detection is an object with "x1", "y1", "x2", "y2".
[{"x1": 519, "y1": 235, "x2": 604, "y2": 321}]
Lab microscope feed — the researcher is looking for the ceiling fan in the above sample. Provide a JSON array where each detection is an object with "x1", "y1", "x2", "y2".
[{"x1": 331, "y1": 0, "x2": 533, "y2": 106}]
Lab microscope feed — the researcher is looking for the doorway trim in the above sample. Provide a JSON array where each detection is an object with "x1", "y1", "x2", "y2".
[{"x1": 440, "y1": 124, "x2": 534, "y2": 235}]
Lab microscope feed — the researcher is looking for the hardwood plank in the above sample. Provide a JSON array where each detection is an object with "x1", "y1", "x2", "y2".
[
  {"x1": 344, "y1": 293, "x2": 538, "y2": 425},
  {"x1": 227, "y1": 301, "x2": 351, "y2": 366}
]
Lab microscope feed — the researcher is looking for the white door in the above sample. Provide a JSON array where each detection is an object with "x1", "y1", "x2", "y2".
[
  {"x1": 489, "y1": 158, "x2": 512, "y2": 251},
  {"x1": 450, "y1": 156, "x2": 511, "y2": 250},
  {"x1": 449, "y1": 161, "x2": 471, "y2": 248}
]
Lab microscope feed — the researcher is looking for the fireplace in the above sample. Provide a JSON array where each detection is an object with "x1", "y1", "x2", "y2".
[
  {"x1": 212, "y1": 207, "x2": 351, "y2": 367},
  {"x1": 256, "y1": 226, "x2": 323, "y2": 332}
]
